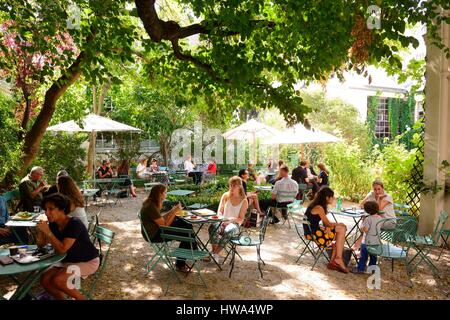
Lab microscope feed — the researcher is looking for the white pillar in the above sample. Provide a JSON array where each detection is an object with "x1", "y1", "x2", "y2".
[{"x1": 420, "y1": 20, "x2": 450, "y2": 235}]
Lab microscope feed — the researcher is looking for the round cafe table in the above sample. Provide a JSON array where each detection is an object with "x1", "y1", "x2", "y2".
[{"x1": 0, "y1": 247, "x2": 66, "y2": 300}]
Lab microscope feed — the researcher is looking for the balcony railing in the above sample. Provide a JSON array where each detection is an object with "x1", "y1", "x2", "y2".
[{"x1": 95, "y1": 139, "x2": 159, "y2": 153}]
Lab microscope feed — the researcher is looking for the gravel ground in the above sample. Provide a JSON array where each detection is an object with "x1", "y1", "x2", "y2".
[{"x1": 1, "y1": 189, "x2": 449, "y2": 300}]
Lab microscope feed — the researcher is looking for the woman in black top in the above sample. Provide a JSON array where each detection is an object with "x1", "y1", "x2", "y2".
[
  {"x1": 303, "y1": 187, "x2": 348, "y2": 273},
  {"x1": 37, "y1": 193, "x2": 99, "y2": 300},
  {"x1": 317, "y1": 163, "x2": 329, "y2": 187}
]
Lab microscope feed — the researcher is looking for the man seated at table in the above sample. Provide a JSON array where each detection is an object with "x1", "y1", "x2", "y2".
[
  {"x1": 238, "y1": 169, "x2": 263, "y2": 215},
  {"x1": 270, "y1": 165, "x2": 298, "y2": 223},
  {"x1": 96, "y1": 160, "x2": 114, "y2": 179},
  {"x1": 184, "y1": 155, "x2": 201, "y2": 185},
  {"x1": 292, "y1": 160, "x2": 319, "y2": 199},
  {"x1": 19, "y1": 166, "x2": 48, "y2": 213},
  {"x1": 0, "y1": 196, "x2": 28, "y2": 245}
]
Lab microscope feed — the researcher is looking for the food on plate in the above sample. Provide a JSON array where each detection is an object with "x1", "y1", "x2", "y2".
[
  {"x1": 13, "y1": 212, "x2": 35, "y2": 220},
  {"x1": 176, "y1": 211, "x2": 189, "y2": 217},
  {"x1": 16, "y1": 212, "x2": 33, "y2": 218},
  {"x1": 210, "y1": 215, "x2": 220, "y2": 220},
  {"x1": 190, "y1": 215, "x2": 198, "y2": 219}
]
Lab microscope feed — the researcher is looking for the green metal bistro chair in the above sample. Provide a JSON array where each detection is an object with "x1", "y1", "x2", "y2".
[
  {"x1": 406, "y1": 210, "x2": 448, "y2": 278},
  {"x1": 291, "y1": 211, "x2": 324, "y2": 268},
  {"x1": 394, "y1": 203, "x2": 412, "y2": 217},
  {"x1": 159, "y1": 226, "x2": 210, "y2": 294},
  {"x1": 366, "y1": 217, "x2": 415, "y2": 287},
  {"x1": 271, "y1": 190, "x2": 298, "y2": 228},
  {"x1": 83, "y1": 225, "x2": 115, "y2": 299},
  {"x1": 137, "y1": 212, "x2": 172, "y2": 275},
  {"x1": 287, "y1": 200, "x2": 303, "y2": 226},
  {"x1": 437, "y1": 228, "x2": 450, "y2": 261},
  {"x1": 298, "y1": 183, "x2": 312, "y2": 202},
  {"x1": 227, "y1": 212, "x2": 271, "y2": 278}
]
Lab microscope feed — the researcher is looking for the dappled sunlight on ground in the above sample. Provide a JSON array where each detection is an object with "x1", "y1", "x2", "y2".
[{"x1": 1, "y1": 190, "x2": 449, "y2": 300}]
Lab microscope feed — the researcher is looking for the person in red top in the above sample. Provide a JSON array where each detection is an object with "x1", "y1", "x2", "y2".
[{"x1": 206, "y1": 158, "x2": 217, "y2": 175}]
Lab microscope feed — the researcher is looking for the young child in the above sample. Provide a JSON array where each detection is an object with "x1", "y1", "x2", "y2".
[{"x1": 352, "y1": 201, "x2": 382, "y2": 274}]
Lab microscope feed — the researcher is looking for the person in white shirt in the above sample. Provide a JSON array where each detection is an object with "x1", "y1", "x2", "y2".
[
  {"x1": 352, "y1": 180, "x2": 396, "y2": 251},
  {"x1": 184, "y1": 156, "x2": 202, "y2": 185},
  {"x1": 208, "y1": 176, "x2": 248, "y2": 259},
  {"x1": 136, "y1": 156, "x2": 150, "y2": 179},
  {"x1": 183, "y1": 155, "x2": 195, "y2": 172},
  {"x1": 270, "y1": 165, "x2": 298, "y2": 223}
]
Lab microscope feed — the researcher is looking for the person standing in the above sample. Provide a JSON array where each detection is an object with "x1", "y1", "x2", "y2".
[
  {"x1": 19, "y1": 166, "x2": 48, "y2": 212},
  {"x1": 351, "y1": 201, "x2": 382, "y2": 274}
]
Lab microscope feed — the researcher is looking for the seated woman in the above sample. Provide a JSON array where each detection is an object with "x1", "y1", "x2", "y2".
[
  {"x1": 117, "y1": 160, "x2": 137, "y2": 197},
  {"x1": 136, "y1": 156, "x2": 151, "y2": 179},
  {"x1": 317, "y1": 163, "x2": 330, "y2": 187},
  {"x1": 303, "y1": 187, "x2": 349, "y2": 273},
  {"x1": 206, "y1": 158, "x2": 217, "y2": 175},
  {"x1": 352, "y1": 180, "x2": 396, "y2": 251},
  {"x1": 208, "y1": 176, "x2": 248, "y2": 260},
  {"x1": 57, "y1": 176, "x2": 89, "y2": 229},
  {"x1": 37, "y1": 193, "x2": 100, "y2": 300},
  {"x1": 140, "y1": 184, "x2": 198, "y2": 272},
  {"x1": 149, "y1": 159, "x2": 160, "y2": 173}
]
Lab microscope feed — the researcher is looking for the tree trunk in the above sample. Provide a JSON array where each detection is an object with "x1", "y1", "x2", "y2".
[
  {"x1": 1, "y1": 52, "x2": 86, "y2": 188},
  {"x1": 19, "y1": 91, "x2": 31, "y2": 139},
  {"x1": 159, "y1": 135, "x2": 168, "y2": 166},
  {"x1": 86, "y1": 79, "x2": 111, "y2": 177}
]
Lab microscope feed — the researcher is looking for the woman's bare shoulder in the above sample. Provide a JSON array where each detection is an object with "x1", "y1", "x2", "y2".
[{"x1": 311, "y1": 205, "x2": 325, "y2": 215}]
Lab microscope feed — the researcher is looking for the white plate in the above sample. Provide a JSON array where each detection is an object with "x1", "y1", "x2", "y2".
[{"x1": 191, "y1": 209, "x2": 216, "y2": 216}]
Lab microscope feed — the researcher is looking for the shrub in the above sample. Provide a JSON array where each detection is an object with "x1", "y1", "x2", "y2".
[
  {"x1": 323, "y1": 142, "x2": 374, "y2": 202},
  {"x1": 32, "y1": 133, "x2": 88, "y2": 184},
  {"x1": 374, "y1": 138, "x2": 417, "y2": 203}
]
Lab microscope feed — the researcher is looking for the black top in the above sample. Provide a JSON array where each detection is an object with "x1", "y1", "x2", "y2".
[
  {"x1": 50, "y1": 218, "x2": 99, "y2": 263},
  {"x1": 319, "y1": 171, "x2": 329, "y2": 186},
  {"x1": 291, "y1": 166, "x2": 307, "y2": 184},
  {"x1": 303, "y1": 205, "x2": 322, "y2": 235},
  {"x1": 242, "y1": 181, "x2": 248, "y2": 194},
  {"x1": 96, "y1": 166, "x2": 112, "y2": 178}
]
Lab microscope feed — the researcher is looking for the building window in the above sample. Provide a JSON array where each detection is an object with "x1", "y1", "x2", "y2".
[{"x1": 374, "y1": 97, "x2": 390, "y2": 138}]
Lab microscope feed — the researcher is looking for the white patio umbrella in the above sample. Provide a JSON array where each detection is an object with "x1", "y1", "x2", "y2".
[
  {"x1": 262, "y1": 124, "x2": 340, "y2": 158},
  {"x1": 47, "y1": 114, "x2": 141, "y2": 176},
  {"x1": 263, "y1": 124, "x2": 340, "y2": 145},
  {"x1": 46, "y1": 114, "x2": 141, "y2": 133},
  {"x1": 222, "y1": 119, "x2": 282, "y2": 163}
]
